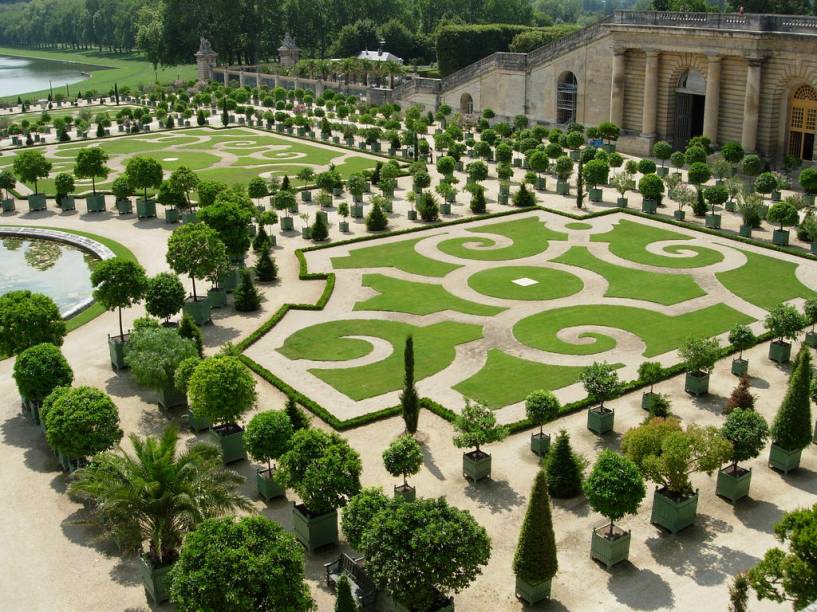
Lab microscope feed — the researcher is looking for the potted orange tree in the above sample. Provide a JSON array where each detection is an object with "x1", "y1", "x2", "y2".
[
  {"x1": 453, "y1": 400, "x2": 508, "y2": 482},
  {"x1": 764, "y1": 303, "x2": 805, "y2": 364},
  {"x1": 717, "y1": 409, "x2": 769, "y2": 503},
  {"x1": 244, "y1": 409, "x2": 293, "y2": 501},
  {"x1": 525, "y1": 390, "x2": 560, "y2": 456},
  {"x1": 382, "y1": 434, "x2": 423, "y2": 501},
  {"x1": 580, "y1": 362, "x2": 620, "y2": 435}
]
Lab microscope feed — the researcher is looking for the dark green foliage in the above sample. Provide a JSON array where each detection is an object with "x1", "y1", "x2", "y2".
[
  {"x1": 729, "y1": 573, "x2": 749, "y2": 612},
  {"x1": 42, "y1": 386, "x2": 122, "y2": 459},
  {"x1": 513, "y1": 182, "x2": 536, "y2": 207},
  {"x1": 234, "y1": 268, "x2": 262, "y2": 312},
  {"x1": 584, "y1": 450, "x2": 645, "y2": 532},
  {"x1": 770, "y1": 347, "x2": 813, "y2": 451},
  {"x1": 508, "y1": 25, "x2": 582, "y2": 53},
  {"x1": 416, "y1": 192, "x2": 439, "y2": 222},
  {"x1": 722, "y1": 409, "x2": 769, "y2": 467},
  {"x1": 91, "y1": 257, "x2": 148, "y2": 338},
  {"x1": 285, "y1": 396, "x2": 310, "y2": 431},
  {"x1": 255, "y1": 246, "x2": 278, "y2": 282},
  {"x1": 576, "y1": 158, "x2": 584, "y2": 209},
  {"x1": 244, "y1": 410, "x2": 293, "y2": 472},
  {"x1": 178, "y1": 314, "x2": 204, "y2": 357},
  {"x1": 124, "y1": 325, "x2": 198, "y2": 392},
  {"x1": 13, "y1": 343, "x2": 73, "y2": 402},
  {"x1": 311, "y1": 213, "x2": 329, "y2": 241},
  {"x1": 341, "y1": 487, "x2": 390, "y2": 551},
  {"x1": 252, "y1": 226, "x2": 270, "y2": 252},
  {"x1": 188, "y1": 355, "x2": 257, "y2": 426},
  {"x1": 0, "y1": 290, "x2": 66, "y2": 356},
  {"x1": 693, "y1": 188, "x2": 708, "y2": 216},
  {"x1": 513, "y1": 470, "x2": 557, "y2": 583},
  {"x1": 546, "y1": 430, "x2": 583, "y2": 498},
  {"x1": 145, "y1": 272, "x2": 185, "y2": 323},
  {"x1": 169, "y1": 515, "x2": 313, "y2": 612},
  {"x1": 400, "y1": 336, "x2": 420, "y2": 434},
  {"x1": 382, "y1": 434, "x2": 423, "y2": 487},
  {"x1": 335, "y1": 574, "x2": 358, "y2": 612},
  {"x1": 437, "y1": 24, "x2": 531, "y2": 76},
  {"x1": 198, "y1": 196, "x2": 253, "y2": 258},
  {"x1": 470, "y1": 185, "x2": 486, "y2": 214},
  {"x1": 524, "y1": 390, "x2": 560, "y2": 435},
  {"x1": 366, "y1": 202, "x2": 389, "y2": 231}
]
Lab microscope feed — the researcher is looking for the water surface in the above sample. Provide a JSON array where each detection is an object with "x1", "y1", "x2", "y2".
[{"x1": 0, "y1": 55, "x2": 104, "y2": 98}]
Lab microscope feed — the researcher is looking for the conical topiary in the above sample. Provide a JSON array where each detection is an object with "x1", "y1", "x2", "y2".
[
  {"x1": 334, "y1": 574, "x2": 358, "y2": 612},
  {"x1": 311, "y1": 213, "x2": 329, "y2": 241},
  {"x1": 178, "y1": 314, "x2": 204, "y2": 357},
  {"x1": 513, "y1": 469, "x2": 558, "y2": 585},
  {"x1": 400, "y1": 335, "x2": 419, "y2": 434},
  {"x1": 366, "y1": 201, "x2": 388, "y2": 231},
  {"x1": 255, "y1": 246, "x2": 278, "y2": 282},
  {"x1": 285, "y1": 396, "x2": 310, "y2": 431},
  {"x1": 546, "y1": 430, "x2": 583, "y2": 498},
  {"x1": 252, "y1": 226, "x2": 270, "y2": 252},
  {"x1": 234, "y1": 268, "x2": 261, "y2": 312},
  {"x1": 770, "y1": 346, "x2": 813, "y2": 451}
]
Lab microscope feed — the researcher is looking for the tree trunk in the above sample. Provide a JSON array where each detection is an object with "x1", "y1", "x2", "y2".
[{"x1": 118, "y1": 307, "x2": 124, "y2": 339}]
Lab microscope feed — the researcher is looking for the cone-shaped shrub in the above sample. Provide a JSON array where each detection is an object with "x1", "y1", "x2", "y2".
[
  {"x1": 546, "y1": 430, "x2": 583, "y2": 498},
  {"x1": 366, "y1": 202, "x2": 388, "y2": 231},
  {"x1": 770, "y1": 346, "x2": 813, "y2": 451},
  {"x1": 513, "y1": 469, "x2": 557, "y2": 584},
  {"x1": 234, "y1": 268, "x2": 261, "y2": 312},
  {"x1": 252, "y1": 226, "x2": 270, "y2": 252},
  {"x1": 335, "y1": 574, "x2": 358, "y2": 612},
  {"x1": 178, "y1": 314, "x2": 204, "y2": 357},
  {"x1": 400, "y1": 336, "x2": 420, "y2": 434},
  {"x1": 255, "y1": 246, "x2": 278, "y2": 282},
  {"x1": 311, "y1": 213, "x2": 329, "y2": 241},
  {"x1": 285, "y1": 396, "x2": 310, "y2": 430}
]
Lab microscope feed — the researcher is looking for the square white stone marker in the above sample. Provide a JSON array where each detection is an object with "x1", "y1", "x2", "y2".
[{"x1": 512, "y1": 277, "x2": 538, "y2": 287}]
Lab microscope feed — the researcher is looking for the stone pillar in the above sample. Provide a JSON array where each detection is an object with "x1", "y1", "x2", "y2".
[
  {"x1": 239, "y1": 70, "x2": 246, "y2": 88},
  {"x1": 741, "y1": 56, "x2": 763, "y2": 152},
  {"x1": 641, "y1": 49, "x2": 660, "y2": 138},
  {"x1": 703, "y1": 54, "x2": 722, "y2": 143},
  {"x1": 610, "y1": 47, "x2": 627, "y2": 127}
]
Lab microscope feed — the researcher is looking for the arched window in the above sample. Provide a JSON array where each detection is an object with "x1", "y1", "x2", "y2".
[
  {"x1": 789, "y1": 85, "x2": 817, "y2": 161},
  {"x1": 460, "y1": 93, "x2": 474, "y2": 115},
  {"x1": 556, "y1": 72, "x2": 578, "y2": 125}
]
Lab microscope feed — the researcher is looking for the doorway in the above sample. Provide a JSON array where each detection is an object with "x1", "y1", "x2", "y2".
[
  {"x1": 788, "y1": 85, "x2": 817, "y2": 161},
  {"x1": 672, "y1": 69, "x2": 706, "y2": 149}
]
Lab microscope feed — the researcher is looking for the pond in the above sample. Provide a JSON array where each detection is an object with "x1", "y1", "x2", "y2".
[
  {"x1": 0, "y1": 55, "x2": 104, "y2": 98},
  {"x1": 0, "y1": 236, "x2": 98, "y2": 316}
]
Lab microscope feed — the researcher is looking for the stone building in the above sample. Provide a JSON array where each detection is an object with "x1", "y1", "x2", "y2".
[
  {"x1": 278, "y1": 33, "x2": 300, "y2": 69},
  {"x1": 194, "y1": 37, "x2": 218, "y2": 83},
  {"x1": 394, "y1": 11, "x2": 817, "y2": 161}
]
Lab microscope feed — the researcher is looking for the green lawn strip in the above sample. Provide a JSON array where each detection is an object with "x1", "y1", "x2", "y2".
[
  {"x1": 8, "y1": 104, "x2": 143, "y2": 123},
  {"x1": 334, "y1": 156, "x2": 378, "y2": 177},
  {"x1": 331, "y1": 236, "x2": 460, "y2": 277},
  {"x1": 591, "y1": 218, "x2": 724, "y2": 268},
  {"x1": 467, "y1": 265, "x2": 583, "y2": 301},
  {"x1": 437, "y1": 216, "x2": 567, "y2": 261},
  {"x1": 716, "y1": 249, "x2": 817, "y2": 310},
  {"x1": 565, "y1": 222, "x2": 592, "y2": 230},
  {"x1": 278, "y1": 319, "x2": 483, "y2": 400},
  {"x1": 513, "y1": 303, "x2": 753, "y2": 357},
  {"x1": 355, "y1": 273, "x2": 503, "y2": 316},
  {"x1": 552, "y1": 246, "x2": 706, "y2": 305},
  {"x1": 0, "y1": 46, "x2": 196, "y2": 103},
  {"x1": 454, "y1": 349, "x2": 596, "y2": 408}
]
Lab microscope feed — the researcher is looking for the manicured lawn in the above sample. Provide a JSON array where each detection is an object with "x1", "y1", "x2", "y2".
[
  {"x1": 716, "y1": 249, "x2": 817, "y2": 310},
  {"x1": 0, "y1": 46, "x2": 196, "y2": 103},
  {"x1": 591, "y1": 219, "x2": 724, "y2": 268},
  {"x1": 331, "y1": 236, "x2": 460, "y2": 277},
  {"x1": 565, "y1": 222, "x2": 592, "y2": 230},
  {"x1": 437, "y1": 216, "x2": 567, "y2": 261},
  {"x1": 278, "y1": 319, "x2": 483, "y2": 399},
  {"x1": 467, "y1": 265, "x2": 583, "y2": 301},
  {"x1": 356, "y1": 274, "x2": 503, "y2": 316},
  {"x1": 513, "y1": 303, "x2": 753, "y2": 357},
  {"x1": 553, "y1": 246, "x2": 705, "y2": 305},
  {"x1": 454, "y1": 349, "x2": 590, "y2": 408}
]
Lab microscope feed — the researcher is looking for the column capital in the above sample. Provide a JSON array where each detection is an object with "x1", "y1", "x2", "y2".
[
  {"x1": 612, "y1": 46, "x2": 629, "y2": 56},
  {"x1": 745, "y1": 55, "x2": 765, "y2": 67},
  {"x1": 705, "y1": 52, "x2": 722, "y2": 63},
  {"x1": 643, "y1": 48, "x2": 660, "y2": 58}
]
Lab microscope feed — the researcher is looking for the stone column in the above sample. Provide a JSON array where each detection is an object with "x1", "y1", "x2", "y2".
[
  {"x1": 703, "y1": 54, "x2": 722, "y2": 143},
  {"x1": 239, "y1": 70, "x2": 246, "y2": 88},
  {"x1": 741, "y1": 56, "x2": 763, "y2": 152},
  {"x1": 610, "y1": 47, "x2": 627, "y2": 127},
  {"x1": 641, "y1": 49, "x2": 660, "y2": 138}
]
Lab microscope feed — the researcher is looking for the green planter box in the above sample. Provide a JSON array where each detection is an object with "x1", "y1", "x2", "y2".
[
  {"x1": 530, "y1": 432, "x2": 550, "y2": 456},
  {"x1": 441, "y1": 202, "x2": 451, "y2": 215},
  {"x1": 28, "y1": 194, "x2": 47, "y2": 211},
  {"x1": 408, "y1": 210, "x2": 417, "y2": 221},
  {"x1": 656, "y1": 166, "x2": 669, "y2": 177},
  {"x1": 158, "y1": 386, "x2": 186, "y2": 410},
  {"x1": 591, "y1": 526, "x2": 631, "y2": 569},
  {"x1": 339, "y1": 221, "x2": 349, "y2": 233},
  {"x1": 210, "y1": 425, "x2": 246, "y2": 464},
  {"x1": 301, "y1": 190, "x2": 312, "y2": 202},
  {"x1": 674, "y1": 210, "x2": 685, "y2": 220},
  {"x1": 536, "y1": 176, "x2": 546, "y2": 191},
  {"x1": 515, "y1": 576, "x2": 551, "y2": 605},
  {"x1": 394, "y1": 484, "x2": 416, "y2": 501},
  {"x1": 641, "y1": 391, "x2": 657, "y2": 411},
  {"x1": 806, "y1": 331, "x2": 817, "y2": 348},
  {"x1": 556, "y1": 180, "x2": 569, "y2": 195},
  {"x1": 218, "y1": 268, "x2": 240, "y2": 293},
  {"x1": 684, "y1": 371, "x2": 710, "y2": 396},
  {"x1": 589, "y1": 187, "x2": 603, "y2": 202},
  {"x1": 293, "y1": 505, "x2": 338, "y2": 551},
  {"x1": 165, "y1": 207, "x2": 180, "y2": 223},
  {"x1": 140, "y1": 555, "x2": 173, "y2": 604},
  {"x1": 716, "y1": 466, "x2": 752, "y2": 503},
  {"x1": 769, "y1": 340, "x2": 791, "y2": 364},
  {"x1": 85, "y1": 194, "x2": 106, "y2": 213},
  {"x1": 642, "y1": 199, "x2": 657, "y2": 214},
  {"x1": 616, "y1": 197, "x2": 628, "y2": 208},
  {"x1": 587, "y1": 407, "x2": 614, "y2": 435},
  {"x1": 256, "y1": 467, "x2": 285, "y2": 501},
  {"x1": 731, "y1": 357, "x2": 749, "y2": 376},
  {"x1": 569, "y1": 149, "x2": 581, "y2": 161},
  {"x1": 351, "y1": 204, "x2": 364, "y2": 218},
  {"x1": 301, "y1": 227, "x2": 312, "y2": 239},
  {"x1": 769, "y1": 443, "x2": 802, "y2": 474},
  {"x1": 181, "y1": 211, "x2": 197, "y2": 224},
  {"x1": 108, "y1": 334, "x2": 129, "y2": 371},
  {"x1": 1, "y1": 198, "x2": 15, "y2": 212},
  {"x1": 60, "y1": 197, "x2": 76, "y2": 212},
  {"x1": 137, "y1": 198, "x2": 156, "y2": 218},
  {"x1": 498, "y1": 192, "x2": 509, "y2": 205},
  {"x1": 463, "y1": 450, "x2": 491, "y2": 482},
  {"x1": 281, "y1": 216, "x2": 294, "y2": 231},
  {"x1": 725, "y1": 200, "x2": 736, "y2": 212},
  {"x1": 187, "y1": 410, "x2": 210, "y2": 433},
  {"x1": 650, "y1": 488, "x2": 698, "y2": 534},
  {"x1": 207, "y1": 287, "x2": 227, "y2": 308},
  {"x1": 115, "y1": 198, "x2": 132, "y2": 215},
  {"x1": 739, "y1": 224, "x2": 753, "y2": 237},
  {"x1": 182, "y1": 297, "x2": 211, "y2": 326},
  {"x1": 705, "y1": 213, "x2": 721, "y2": 229},
  {"x1": 773, "y1": 229, "x2": 790, "y2": 246}
]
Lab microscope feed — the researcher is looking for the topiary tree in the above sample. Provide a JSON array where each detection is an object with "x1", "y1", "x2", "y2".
[
  {"x1": 341, "y1": 487, "x2": 391, "y2": 551},
  {"x1": 722, "y1": 409, "x2": 769, "y2": 472},
  {"x1": 198, "y1": 194, "x2": 253, "y2": 259},
  {"x1": 638, "y1": 173, "x2": 664, "y2": 202},
  {"x1": 770, "y1": 346, "x2": 813, "y2": 452},
  {"x1": 335, "y1": 574, "x2": 358, "y2": 612},
  {"x1": 799, "y1": 166, "x2": 817, "y2": 195},
  {"x1": 670, "y1": 151, "x2": 687, "y2": 171},
  {"x1": 12, "y1": 149, "x2": 52, "y2": 194},
  {"x1": 679, "y1": 336, "x2": 720, "y2": 376},
  {"x1": 90, "y1": 257, "x2": 148, "y2": 340},
  {"x1": 545, "y1": 429, "x2": 584, "y2": 499},
  {"x1": 145, "y1": 272, "x2": 185, "y2": 323},
  {"x1": 400, "y1": 335, "x2": 420, "y2": 434},
  {"x1": 415, "y1": 191, "x2": 440, "y2": 222},
  {"x1": 366, "y1": 201, "x2": 388, "y2": 231},
  {"x1": 169, "y1": 515, "x2": 313, "y2": 611},
  {"x1": 652, "y1": 141, "x2": 673, "y2": 169},
  {"x1": 124, "y1": 325, "x2": 198, "y2": 395},
  {"x1": 703, "y1": 183, "x2": 728, "y2": 213},
  {"x1": 178, "y1": 314, "x2": 204, "y2": 357},
  {"x1": 453, "y1": 399, "x2": 509, "y2": 455},
  {"x1": 513, "y1": 182, "x2": 536, "y2": 207},
  {"x1": 234, "y1": 268, "x2": 262, "y2": 312},
  {"x1": 584, "y1": 450, "x2": 645, "y2": 537},
  {"x1": 638, "y1": 159, "x2": 657, "y2": 175},
  {"x1": 0, "y1": 290, "x2": 66, "y2": 356},
  {"x1": 166, "y1": 223, "x2": 229, "y2": 302},
  {"x1": 255, "y1": 245, "x2": 278, "y2": 282},
  {"x1": 244, "y1": 410, "x2": 293, "y2": 476},
  {"x1": 126, "y1": 156, "x2": 163, "y2": 202},
  {"x1": 247, "y1": 176, "x2": 268, "y2": 207},
  {"x1": 382, "y1": 434, "x2": 423, "y2": 491},
  {"x1": 168, "y1": 166, "x2": 200, "y2": 210},
  {"x1": 13, "y1": 343, "x2": 73, "y2": 404},
  {"x1": 729, "y1": 324, "x2": 756, "y2": 361},
  {"x1": 638, "y1": 361, "x2": 663, "y2": 395},
  {"x1": 740, "y1": 154, "x2": 763, "y2": 179},
  {"x1": 582, "y1": 159, "x2": 609, "y2": 193},
  {"x1": 579, "y1": 362, "x2": 620, "y2": 410},
  {"x1": 513, "y1": 469, "x2": 557, "y2": 599},
  {"x1": 766, "y1": 201, "x2": 799, "y2": 231},
  {"x1": 525, "y1": 390, "x2": 560, "y2": 436},
  {"x1": 361, "y1": 497, "x2": 491, "y2": 610},
  {"x1": 765, "y1": 303, "x2": 806, "y2": 345},
  {"x1": 54, "y1": 173, "x2": 75, "y2": 206},
  {"x1": 0, "y1": 168, "x2": 16, "y2": 200},
  {"x1": 42, "y1": 386, "x2": 122, "y2": 461},
  {"x1": 721, "y1": 142, "x2": 745, "y2": 170},
  {"x1": 74, "y1": 146, "x2": 110, "y2": 195},
  {"x1": 188, "y1": 355, "x2": 257, "y2": 429}
]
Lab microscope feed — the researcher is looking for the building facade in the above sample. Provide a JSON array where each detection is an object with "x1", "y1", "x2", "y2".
[{"x1": 394, "y1": 11, "x2": 817, "y2": 161}]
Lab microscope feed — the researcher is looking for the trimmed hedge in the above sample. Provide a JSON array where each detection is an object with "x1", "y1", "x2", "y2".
[
  {"x1": 508, "y1": 25, "x2": 582, "y2": 54},
  {"x1": 437, "y1": 25, "x2": 532, "y2": 76}
]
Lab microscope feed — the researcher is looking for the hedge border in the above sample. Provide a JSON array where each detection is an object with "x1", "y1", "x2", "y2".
[{"x1": 237, "y1": 201, "x2": 810, "y2": 433}]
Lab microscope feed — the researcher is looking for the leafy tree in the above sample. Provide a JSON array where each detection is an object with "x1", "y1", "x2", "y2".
[
  {"x1": 168, "y1": 166, "x2": 200, "y2": 209},
  {"x1": 546, "y1": 430, "x2": 584, "y2": 498},
  {"x1": 0, "y1": 169, "x2": 16, "y2": 200},
  {"x1": 722, "y1": 409, "x2": 769, "y2": 470},
  {"x1": 69, "y1": 427, "x2": 250, "y2": 567},
  {"x1": 277, "y1": 428, "x2": 362, "y2": 515},
  {"x1": 285, "y1": 397, "x2": 310, "y2": 431},
  {"x1": 805, "y1": 299, "x2": 817, "y2": 333},
  {"x1": 582, "y1": 159, "x2": 609, "y2": 189},
  {"x1": 513, "y1": 469, "x2": 557, "y2": 585},
  {"x1": 124, "y1": 325, "x2": 198, "y2": 393},
  {"x1": 125, "y1": 156, "x2": 163, "y2": 202},
  {"x1": 12, "y1": 150, "x2": 52, "y2": 194},
  {"x1": 513, "y1": 182, "x2": 536, "y2": 207},
  {"x1": 400, "y1": 335, "x2": 420, "y2": 434},
  {"x1": 639, "y1": 173, "x2": 664, "y2": 201},
  {"x1": 42, "y1": 386, "x2": 122, "y2": 459},
  {"x1": 729, "y1": 324, "x2": 756, "y2": 360},
  {"x1": 765, "y1": 303, "x2": 807, "y2": 343},
  {"x1": 342, "y1": 487, "x2": 391, "y2": 551},
  {"x1": 679, "y1": 336, "x2": 720, "y2": 375},
  {"x1": 747, "y1": 502, "x2": 817, "y2": 609},
  {"x1": 54, "y1": 173, "x2": 75, "y2": 205},
  {"x1": 382, "y1": 434, "x2": 423, "y2": 489},
  {"x1": 234, "y1": 268, "x2": 262, "y2": 312},
  {"x1": 721, "y1": 142, "x2": 745, "y2": 167},
  {"x1": 453, "y1": 400, "x2": 509, "y2": 454},
  {"x1": 415, "y1": 191, "x2": 439, "y2": 222},
  {"x1": 198, "y1": 195, "x2": 253, "y2": 258},
  {"x1": 13, "y1": 343, "x2": 73, "y2": 403},
  {"x1": 800, "y1": 166, "x2": 817, "y2": 194},
  {"x1": 335, "y1": 574, "x2": 358, "y2": 612},
  {"x1": 729, "y1": 573, "x2": 750, "y2": 612},
  {"x1": 525, "y1": 390, "x2": 560, "y2": 435},
  {"x1": 244, "y1": 410, "x2": 293, "y2": 474},
  {"x1": 584, "y1": 450, "x2": 646, "y2": 536},
  {"x1": 188, "y1": 356, "x2": 257, "y2": 427},
  {"x1": 652, "y1": 141, "x2": 673, "y2": 168},
  {"x1": 0, "y1": 290, "x2": 66, "y2": 356},
  {"x1": 166, "y1": 223, "x2": 229, "y2": 302},
  {"x1": 638, "y1": 361, "x2": 663, "y2": 394},
  {"x1": 197, "y1": 179, "x2": 227, "y2": 207},
  {"x1": 703, "y1": 183, "x2": 728, "y2": 212},
  {"x1": 767, "y1": 201, "x2": 800, "y2": 231},
  {"x1": 366, "y1": 201, "x2": 389, "y2": 231},
  {"x1": 579, "y1": 362, "x2": 620, "y2": 409},
  {"x1": 74, "y1": 147, "x2": 110, "y2": 194},
  {"x1": 469, "y1": 184, "x2": 487, "y2": 214},
  {"x1": 255, "y1": 245, "x2": 278, "y2": 282},
  {"x1": 247, "y1": 177, "x2": 268, "y2": 206},
  {"x1": 90, "y1": 258, "x2": 148, "y2": 339},
  {"x1": 145, "y1": 272, "x2": 185, "y2": 323},
  {"x1": 178, "y1": 314, "x2": 204, "y2": 357},
  {"x1": 770, "y1": 346, "x2": 813, "y2": 451}
]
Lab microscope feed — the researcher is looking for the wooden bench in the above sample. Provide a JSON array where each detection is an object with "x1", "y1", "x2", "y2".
[{"x1": 324, "y1": 553, "x2": 377, "y2": 608}]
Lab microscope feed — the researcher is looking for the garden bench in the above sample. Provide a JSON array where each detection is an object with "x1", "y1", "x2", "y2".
[{"x1": 324, "y1": 553, "x2": 377, "y2": 608}]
